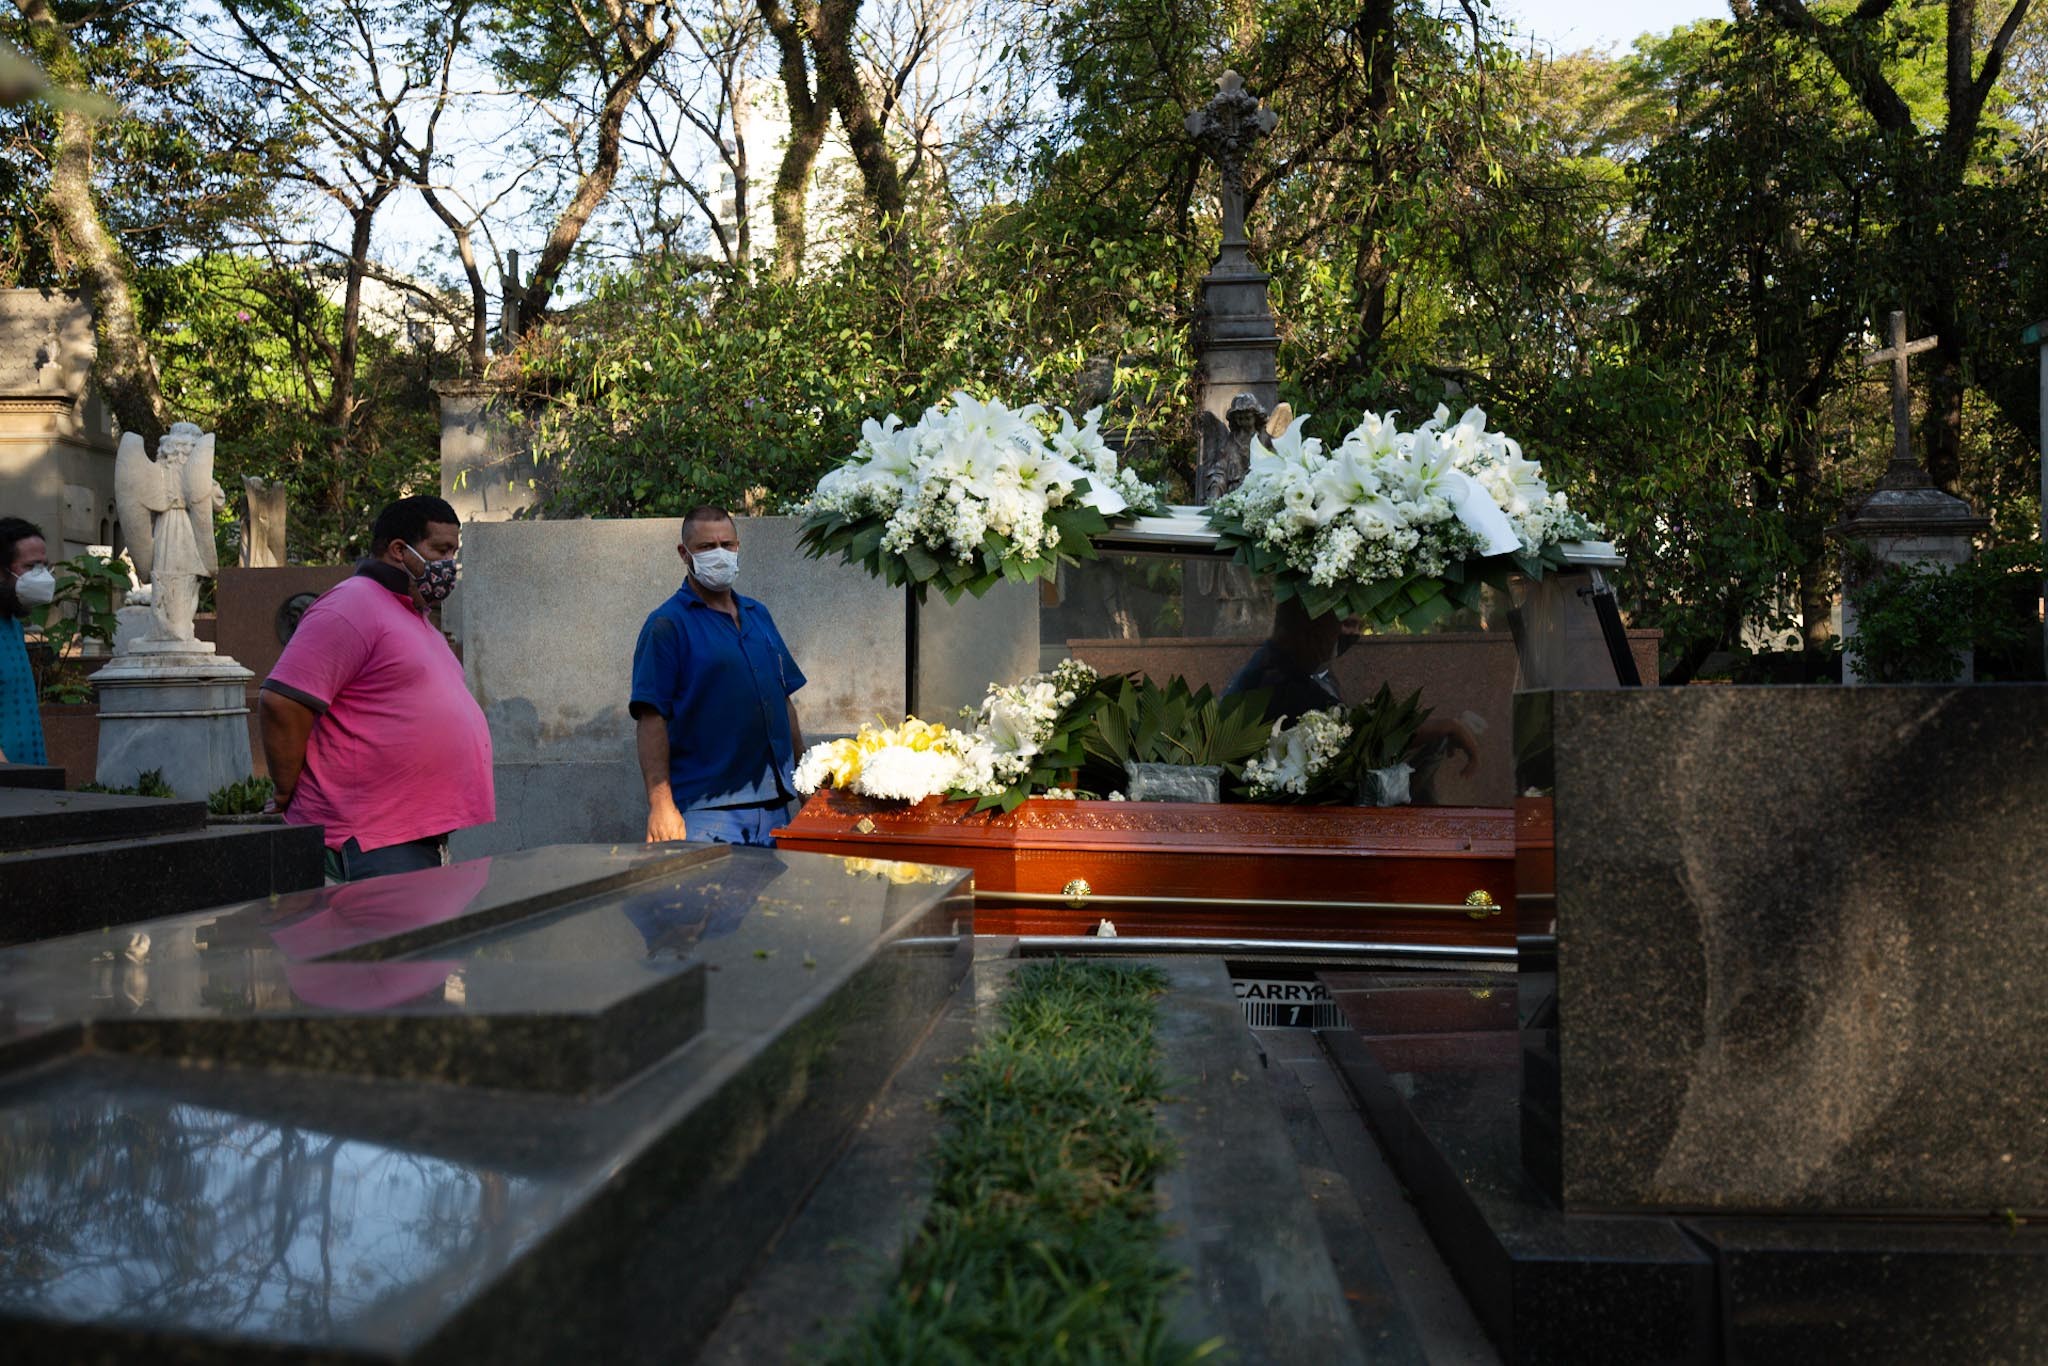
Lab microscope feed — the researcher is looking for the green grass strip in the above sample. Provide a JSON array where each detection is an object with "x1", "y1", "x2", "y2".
[{"x1": 829, "y1": 959, "x2": 1217, "y2": 1364}]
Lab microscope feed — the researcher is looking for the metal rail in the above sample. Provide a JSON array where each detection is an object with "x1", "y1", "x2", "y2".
[
  {"x1": 1007, "y1": 935, "x2": 1515, "y2": 961},
  {"x1": 971, "y1": 883, "x2": 1504, "y2": 919}
]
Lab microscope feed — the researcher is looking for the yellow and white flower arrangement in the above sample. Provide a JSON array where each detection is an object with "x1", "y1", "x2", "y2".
[
  {"x1": 793, "y1": 718, "x2": 987, "y2": 804},
  {"x1": 793, "y1": 661, "x2": 1109, "y2": 813}
]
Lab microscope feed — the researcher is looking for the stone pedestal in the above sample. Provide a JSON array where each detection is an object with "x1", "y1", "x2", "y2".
[
  {"x1": 93, "y1": 642, "x2": 255, "y2": 798},
  {"x1": 436, "y1": 379, "x2": 536, "y2": 522},
  {"x1": 1831, "y1": 477, "x2": 1989, "y2": 683}
]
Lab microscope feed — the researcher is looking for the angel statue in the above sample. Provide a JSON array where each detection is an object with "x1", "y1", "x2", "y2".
[{"x1": 114, "y1": 422, "x2": 227, "y2": 648}]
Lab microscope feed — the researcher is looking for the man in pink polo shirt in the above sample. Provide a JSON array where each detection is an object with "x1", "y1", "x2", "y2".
[{"x1": 257, "y1": 495, "x2": 494, "y2": 881}]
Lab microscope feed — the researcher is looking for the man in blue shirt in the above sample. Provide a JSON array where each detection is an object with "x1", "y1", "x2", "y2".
[{"x1": 630, "y1": 505, "x2": 807, "y2": 846}]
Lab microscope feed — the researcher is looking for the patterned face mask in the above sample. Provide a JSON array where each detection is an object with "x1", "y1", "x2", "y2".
[{"x1": 401, "y1": 543, "x2": 460, "y2": 603}]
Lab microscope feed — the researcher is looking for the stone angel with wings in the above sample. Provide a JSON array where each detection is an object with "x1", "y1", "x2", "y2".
[{"x1": 115, "y1": 422, "x2": 227, "y2": 648}]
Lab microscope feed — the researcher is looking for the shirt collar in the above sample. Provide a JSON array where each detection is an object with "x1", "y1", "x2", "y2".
[
  {"x1": 356, "y1": 557, "x2": 422, "y2": 609},
  {"x1": 679, "y1": 579, "x2": 742, "y2": 616}
]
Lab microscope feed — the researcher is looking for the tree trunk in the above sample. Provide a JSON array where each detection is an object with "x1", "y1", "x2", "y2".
[
  {"x1": 1342, "y1": 0, "x2": 1400, "y2": 372},
  {"x1": 810, "y1": 0, "x2": 906, "y2": 255},
  {"x1": 515, "y1": 12, "x2": 677, "y2": 332},
  {"x1": 23, "y1": 0, "x2": 167, "y2": 443},
  {"x1": 421, "y1": 184, "x2": 492, "y2": 372},
  {"x1": 323, "y1": 196, "x2": 390, "y2": 435},
  {"x1": 758, "y1": 0, "x2": 831, "y2": 280},
  {"x1": 1922, "y1": 322, "x2": 1967, "y2": 494}
]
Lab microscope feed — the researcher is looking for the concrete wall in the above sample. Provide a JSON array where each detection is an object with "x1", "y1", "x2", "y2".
[
  {"x1": 449, "y1": 515, "x2": 1042, "y2": 856},
  {"x1": 0, "y1": 289, "x2": 119, "y2": 558}
]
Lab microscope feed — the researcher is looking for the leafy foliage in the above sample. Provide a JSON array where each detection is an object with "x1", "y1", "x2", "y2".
[
  {"x1": 1844, "y1": 544, "x2": 2043, "y2": 683},
  {"x1": 79, "y1": 768, "x2": 176, "y2": 798},
  {"x1": 206, "y1": 774, "x2": 276, "y2": 815},
  {"x1": 1078, "y1": 674, "x2": 1273, "y2": 792},
  {"x1": 33, "y1": 554, "x2": 128, "y2": 702},
  {"x1": 1344, "y1": 683, "x2": 1432, "y2": 775},
  {"x1": 829, "y1": 959, "x2": 1208, "y2": 1363}
]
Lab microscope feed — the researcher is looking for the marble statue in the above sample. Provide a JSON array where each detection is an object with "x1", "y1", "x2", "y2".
[{"x1": 114, "y1": 422, "x2": 227, "y2": 648}]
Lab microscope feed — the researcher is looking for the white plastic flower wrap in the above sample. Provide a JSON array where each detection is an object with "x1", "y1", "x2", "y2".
[
  {"x1": 1243, "y1": 708, "x2": 1354, "y2": 800},
  {"x1": 798, "y1": 393, "x2": 1165, "y2": 601},
  {"x1": 1207, "y1": 405, "x2": 1601, "y2": 627}
]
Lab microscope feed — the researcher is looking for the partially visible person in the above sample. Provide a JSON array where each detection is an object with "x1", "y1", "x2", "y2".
[
  {"x1": 0, "y1": 517, "x2": 53, "y2": 765},
  {"x1": 1224, "y1": 595, "x2": 1344, "y2": 724},
  {"x1": 258, "y1": 495, "x2": 493, "y2": 881},
  {"x1": 631, "y1": 506, "x2": 806, "y2": 847},
  {"x1": 1225, "y1": 595, "x2": 1480, "y2": 793}
]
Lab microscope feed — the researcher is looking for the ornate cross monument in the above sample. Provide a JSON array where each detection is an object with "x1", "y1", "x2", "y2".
[
  {"x1": 1186, "y1": 71, "x2": 1282, "y2": 503},
  {"x1": 1831, "y1": 309, "x2": 1988, "y2": 683},
  {"x1": 1863, "y1": 310, "x2": 1941, "y2": 489}
]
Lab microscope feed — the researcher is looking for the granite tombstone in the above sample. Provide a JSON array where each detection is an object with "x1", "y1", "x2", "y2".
[{"x1": 0, "y1": 840, "x2": 971, "y2": 1363}]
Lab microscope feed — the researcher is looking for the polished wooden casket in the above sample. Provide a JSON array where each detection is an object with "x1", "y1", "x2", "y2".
[{"x1": 776, "y1": 788, "x2": 1516, "y2": 948}]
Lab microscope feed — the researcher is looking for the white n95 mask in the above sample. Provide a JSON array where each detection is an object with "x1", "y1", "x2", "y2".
[
  {"x1": 14, "y1": 565, "x2": 56, "y2": 608},
  {"x1": 692, "y1": 548, "x2": 740, "y2": 591}
]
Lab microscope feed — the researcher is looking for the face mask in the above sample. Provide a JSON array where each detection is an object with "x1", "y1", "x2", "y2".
[
  {"x1": 691, "y1": 548, "x2": 740, "y2": 591},
  {"x1": 401, "y1": 543, "x2": 460, "y2": 604},
  {"x1": 13, "y1": 565, "x2": 56, "y2": 608}
]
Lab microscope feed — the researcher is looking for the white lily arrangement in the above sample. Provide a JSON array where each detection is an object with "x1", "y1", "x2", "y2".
[
  {"x1": 1207, "y1": 405, "x2": 1600, "y2": 626},
  {"x1": 1243, "y1": 707, "x2": 1354, "y2": 800},
  {"x1": 798, "y1": 393, "x2": 1163, "y2": 601}
]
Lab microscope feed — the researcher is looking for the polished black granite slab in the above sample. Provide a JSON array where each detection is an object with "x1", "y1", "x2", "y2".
[
  {"x1": 0, "y1": 762, "x2": 64, "y2": 789},
  {"x1": 1324, "y1": 1024, "x2": 1716, "y2": 1365},
  {"x1": 0, "y1": 842, "x2": 974, "y2": 1362},
  {"x1": 1701, "y1": 1217, "x2": 2048, "y2": 1363},
  {"x1": 0, "y1": 788, "x2": 325, "y2": 945},
  {"x1": 1523, "y1": 685, "x2": 2048, "y2": 1215},
  {"x1": 1331, "y1": 972, "x2": 2048, "y2": 1365},
  {"x1": 0, "y1": 786, "x2": 207, "y2": 849},
  {"x1": 0, "y1": 824, "x2": 329, "y2": 947}
]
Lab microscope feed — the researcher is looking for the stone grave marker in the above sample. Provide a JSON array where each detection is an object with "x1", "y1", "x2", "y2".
[{"x1": 0, "y1": 841, "x2": 972, "y2": 1362}]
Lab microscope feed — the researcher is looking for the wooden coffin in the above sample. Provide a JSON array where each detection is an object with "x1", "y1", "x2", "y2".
[{"x1": 776, "y1": 789, "x2": 1516, "y2": 947}]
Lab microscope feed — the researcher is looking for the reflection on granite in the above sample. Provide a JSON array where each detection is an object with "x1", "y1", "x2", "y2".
[
  {"x1": 1324, "y1": 1010, "x2": 1716, "y2": 1364},
  {"x1": 1332, "y1": 969, "x2": 2048, "y2": 1363},
  {"x1": 0, "y1": 842, "x2": 974, "y2": 1360},
  {"x1": 1535, "y1": 685, "x2": 2048, "y2": 1214}
]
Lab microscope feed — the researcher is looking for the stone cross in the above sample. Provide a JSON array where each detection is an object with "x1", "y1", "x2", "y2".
[
  {"x1": 1185, "y1": 70, "x2": 1277, "y2": 268},
  {"x1": 1861, "y1": 310, "x2": 1938, "y2": 488}
]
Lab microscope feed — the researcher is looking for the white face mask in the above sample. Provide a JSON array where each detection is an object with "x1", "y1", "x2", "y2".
[
  {"x1": 13, "y1": 565, "x2": 55, "y2": 608},
  {"x1": 691, "y1": 547, "x2": 740, "y2": 591}
]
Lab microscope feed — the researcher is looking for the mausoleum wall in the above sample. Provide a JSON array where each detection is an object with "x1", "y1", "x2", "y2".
[{"x1": 447, "y1": 516, "x2": 1035, "y2": 856}]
